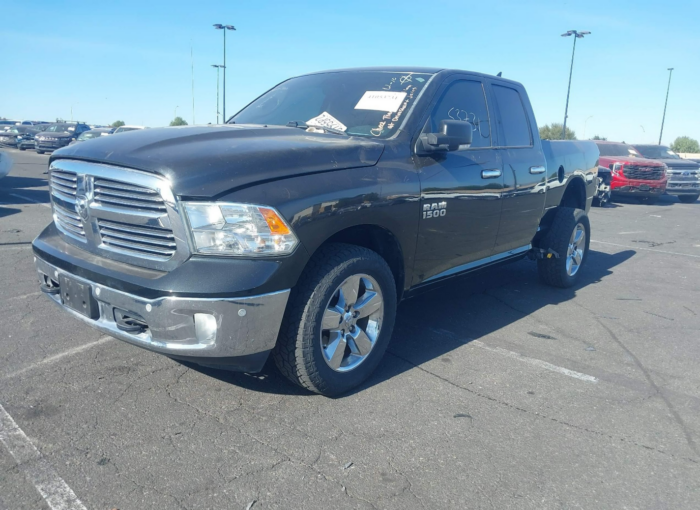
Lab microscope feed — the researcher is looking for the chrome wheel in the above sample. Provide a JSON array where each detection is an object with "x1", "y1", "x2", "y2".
[
  {"x1": 566, "y1": 223, "x2": 586, "y2": 276},
  {"x1": 320, "y1": 274, "x2": 384, "y2": 372}
]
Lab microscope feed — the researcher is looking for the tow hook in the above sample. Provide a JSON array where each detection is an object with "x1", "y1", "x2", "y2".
[{"x1": 528, "y1": 247, "x2": 560, "y2": 260}]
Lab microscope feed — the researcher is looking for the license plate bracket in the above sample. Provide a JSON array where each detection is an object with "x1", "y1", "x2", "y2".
[
  {"x1": 639, "y1": 184, "x2": 650, "y2": 191},
  {"x1": 59, "y1": 274, "x2": 99, "y2": 319}
]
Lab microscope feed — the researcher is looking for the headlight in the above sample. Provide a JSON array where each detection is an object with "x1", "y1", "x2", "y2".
[{"x1": 183, "y1": 202, "x2": 298, "y2": 256}]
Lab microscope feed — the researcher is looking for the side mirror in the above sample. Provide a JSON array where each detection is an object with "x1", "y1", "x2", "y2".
[{"x1": 418, "y1": 120, "x2": 473, "y2": 153}]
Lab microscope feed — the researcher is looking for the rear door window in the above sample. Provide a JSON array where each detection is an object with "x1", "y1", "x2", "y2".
[{"x1": 492, "y1": 85, "x2": 532, "y2": 147}]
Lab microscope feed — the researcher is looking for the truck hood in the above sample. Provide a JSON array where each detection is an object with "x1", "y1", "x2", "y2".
[
  {"x1": 652, "y1": 158, "x2": 699, "y2": 169},
  {"x1": 52, "y1": 125, "x2": 385, "y2": 198}
]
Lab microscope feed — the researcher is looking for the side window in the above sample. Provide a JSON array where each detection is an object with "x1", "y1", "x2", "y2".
[
  {"x1": 492, "y1": 85, "x2": 532, "y2": 147},
  {"x1": 429, "y1": 80, "x2": 491, "y2": 148}
]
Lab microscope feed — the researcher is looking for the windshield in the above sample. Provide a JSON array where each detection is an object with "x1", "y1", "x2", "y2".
[
  {"x1": 595, "y1": 143, "x2": 641, "y2": 158},
  {"x1": 114, "y1": 127, "x2": 139, "y2": 133},
  {"x1": 231, "y1": 71, "x2": 433, "y2": 138},
  {"x1": 78, "y1": 131, "x2": 102, "y2": 140},
  {"x1": 635, "y1": 145, "x2": 680, "y2": 159},
  {"x1": 45, "y1": 124, "x2": 75, "y2": 133}
]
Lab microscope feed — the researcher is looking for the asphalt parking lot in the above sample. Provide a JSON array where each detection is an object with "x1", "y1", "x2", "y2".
[{"x1": 1, "y1": 147, "x2": 699, "y2": 510}]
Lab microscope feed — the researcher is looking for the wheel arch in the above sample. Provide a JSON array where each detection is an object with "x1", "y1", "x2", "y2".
[{"x1": 309, "y1": 224, "x2": 407, "y2": 301}]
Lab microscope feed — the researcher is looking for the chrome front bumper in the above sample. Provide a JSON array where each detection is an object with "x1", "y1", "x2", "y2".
[{"x1": 34, "y1": 256, "x2": 290, "y2": 361}]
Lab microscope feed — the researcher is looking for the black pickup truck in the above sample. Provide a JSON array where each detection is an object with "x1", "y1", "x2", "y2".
[{"x1": 33, "y1": 67, "x2": 599, "y2": 396}]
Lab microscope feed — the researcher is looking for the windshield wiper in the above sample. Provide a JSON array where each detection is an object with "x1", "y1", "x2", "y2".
[{"x1": 286, "y1": 121, "x2": 348, "y2": 136}]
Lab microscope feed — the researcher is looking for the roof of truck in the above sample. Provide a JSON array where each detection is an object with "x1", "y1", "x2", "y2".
[{"x1": 301, "y1": 67, "x2": 519, "y2": 84}]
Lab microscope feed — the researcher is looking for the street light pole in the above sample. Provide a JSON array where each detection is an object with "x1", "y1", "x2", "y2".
[
  {"x1": 211, "y1": 65, "x2": 224, "y2": 124},
  {"x1": 658, "y1": 68, "x2": 674, "y2": 145},
  {"x1": 174, "y1": 106, "x2": 179, "y2": 119},
  {"x1": 213, "y1": 24, "x2": 236, "y2": 122},
  {"x1": 583, "y1": 115, "x2": 593, "y2": 139},
  {"x1": 561, "y1": 30, "x2": 590, "y2": 139}
]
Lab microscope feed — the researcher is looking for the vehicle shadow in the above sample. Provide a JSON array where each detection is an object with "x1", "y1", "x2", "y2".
[
  {"x1": 0, "y1": 175, "x2": 50, "y2": 214},
  {"x1": 183, "y1": 248, "x2": 635, "y2": 397}
]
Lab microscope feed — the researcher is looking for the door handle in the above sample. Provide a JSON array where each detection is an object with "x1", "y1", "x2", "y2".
[
  {"x1": 481, "y1": 169, "x2": 502, "y2": 179},
  {"x1": 530, "y1": 166, "x2": 546, "y2": 174}
]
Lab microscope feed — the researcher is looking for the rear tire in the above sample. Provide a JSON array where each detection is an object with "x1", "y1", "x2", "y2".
[
  {"x1": 678, "y1": 195, "x2": 699, "y2": 204},
  {"x1": 273, "y1": 243, "x2": 397, "y2": 396},
  {"x1": 36, "y1": 150, "x2": 44, "y2": 154},
  {"x1": 537, "y1": 207, "x2": 590, "y2": 288},
  {"x1": 19, "y1": 147, "x2": 25, "y2": 151}
]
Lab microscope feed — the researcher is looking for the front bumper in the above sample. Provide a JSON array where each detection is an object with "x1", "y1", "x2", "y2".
[
  {"x1": 666, "y1": 178, "x2": 700, "y2": 195},
  {"x1": 36, "y1": 140, "x2": 71, "y2": 151},
  {"x1": 34, "y1": 255, "x2": 290, "y2": 371}
]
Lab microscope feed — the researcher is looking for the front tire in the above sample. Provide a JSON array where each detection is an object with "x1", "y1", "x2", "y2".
[
  {"x1": 273, "y1": 243, "x2": 397, "y2": 396},
  {"x1": 36, "y1": 150, "x2": 44, "y2": 154},
  {"x1": 678, "y1": 195, "x2": 699, "y2": 204},
  {"x1": 537, "y1": 207, "x2": 590, "y2": 288}
]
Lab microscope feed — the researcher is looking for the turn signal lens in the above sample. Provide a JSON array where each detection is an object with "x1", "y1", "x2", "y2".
[{"x1": 260, "y1": 207, "x2": 291, "y2": 235}]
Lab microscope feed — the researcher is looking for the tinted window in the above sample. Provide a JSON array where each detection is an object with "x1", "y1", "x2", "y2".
[
  {"x1": 492, "y1": 85, "x2": 532, "y2": 147},
  {"x1": 634, "y1": 145, "x2": 680, "y2": 159},
  {"x1": 596, "y1": 143, "x2": 641, "y2": 158},
  {"x1": 428, "y1": 80, "x2": 491, "y2": 148}
]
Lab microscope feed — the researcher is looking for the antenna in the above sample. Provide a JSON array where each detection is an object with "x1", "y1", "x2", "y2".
[{"x1": 497, "y1": 72, "x2": 502, "y2": 77}]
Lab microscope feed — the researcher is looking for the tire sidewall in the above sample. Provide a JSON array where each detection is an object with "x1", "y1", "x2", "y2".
[
  {"x1": 559, "y1": 209, "x2": 590, "y2": 285},
  {"x1": 301, "y1": 253, "x2": 396, "y2": 395}
]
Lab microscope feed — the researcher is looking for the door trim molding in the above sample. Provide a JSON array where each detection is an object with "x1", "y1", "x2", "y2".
[{"x1": 422, "y1": 244, "x2": 531, "y2": 284}]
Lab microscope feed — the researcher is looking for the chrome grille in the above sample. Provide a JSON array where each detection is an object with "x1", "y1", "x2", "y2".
[
  {"x1": 98, "y1": 219, "x2": 176, "y2": 259},
  {"x1": 50, "y1": 170, "x2": 77, "y2": 201},
  {"x1": 94, "y1": 178, "x2": 167, "y2": 212},
  {"x1": 54, "y1": 202, "x2": 86, "y2": 240},
  {"x1": 622, "y1": 165, "x2": 665, "y2": 181},
  {"x1": 47, "y1": 160, "x2": 190, "y2": 271}
]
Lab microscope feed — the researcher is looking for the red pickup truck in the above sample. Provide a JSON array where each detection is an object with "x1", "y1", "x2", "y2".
[{"x1": 594, "y1": 141, "x2": 667, "y2": 203}]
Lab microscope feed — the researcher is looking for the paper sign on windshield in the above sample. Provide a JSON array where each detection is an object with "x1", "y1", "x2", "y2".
[
  {"x1": 354, "y1": 91, "x2": 407, "y2": 112},
  {"x1": 306, "y1": 112, "x2": 347, "y2": 132}
]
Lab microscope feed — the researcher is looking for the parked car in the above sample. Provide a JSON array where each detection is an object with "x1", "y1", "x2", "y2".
[
  {"x1": 0, "y1": 125, "x2": 41, "y2": 149},
  {"x1": 594, "y1": 141, "x2": 667, "y2": 203},
  {"x1": 0, "y1": 120, "x2": 18, "y2": 128},
  {"x1": 113, "y1": 125, "x2": 146, "y2": 134},
  {"x1": 632, "y1": 144, "x2": 700, "y2": 203},
  {"x1": 17, "y1": 124, "x2": 50, "y2": 150},
  {"x1": 34, "y1": 122, "x2": 91, "y2": 154},
  {"x1": 33, "y1": 67, "x2": 599, "y2": 395},
  {"x1": 69, "y1": 128, "x2": 114, "y2": 145}
]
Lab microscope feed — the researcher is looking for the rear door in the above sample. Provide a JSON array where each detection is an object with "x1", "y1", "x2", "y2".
[
  {"x1": 490, "y1": 82, "x2": 547, "y2": 253},
  {"x1": 412, "y1": 75, "x2": 504, "y2": 284}
]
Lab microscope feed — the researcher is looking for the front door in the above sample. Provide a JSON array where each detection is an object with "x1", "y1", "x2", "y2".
[{"x1": 412, "y1": 77, "x2": 504, "y2": 285}]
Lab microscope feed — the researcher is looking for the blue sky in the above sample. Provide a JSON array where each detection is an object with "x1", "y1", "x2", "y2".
[{"x1": 1, "y1": 0, "x2": 698, "y2": 145}]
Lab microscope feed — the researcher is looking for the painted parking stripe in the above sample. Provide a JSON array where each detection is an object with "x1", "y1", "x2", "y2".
[
  {"x1": 471, "y1": 340, "x2": 598, "y2": 383},
  {"x1": 7, "y1": 192, "x2": 51, "y2": 208},
  {"x1": 4, "y1": 336, "x2": 114, "y2": 380},
  {"x1": 0, "y1": 403, "x2": 88, "y2": 510}
]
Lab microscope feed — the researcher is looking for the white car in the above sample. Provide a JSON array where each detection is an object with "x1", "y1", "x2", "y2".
[
  {"x1": 0, "y1": 152, "x2": 12, "y2": 179},
  {"x1": 113, "y1": 125, "x2": 147, "y2": 134}
]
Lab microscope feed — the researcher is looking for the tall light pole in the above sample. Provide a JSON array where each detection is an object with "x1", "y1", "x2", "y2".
[
  {"x1": 213, "y1": 24, "x2": 236, "y2": 122},
  {"x1": 174, "y1": 106, "x2": 179, "y2": 121},
  {"x1": 211, "y1": 64, "x2": 225, "y2": 124},
  {"x1": 561, "y1": 30, "x2": 591, "y2": 139},
  {"x1": 658, "y1": 68, "x2": 674, "y2": 145}
]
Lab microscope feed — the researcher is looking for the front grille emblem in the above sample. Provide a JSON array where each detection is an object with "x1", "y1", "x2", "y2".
[{"x1": 74, "y1": 175, "x2": 93, "y2": 222}]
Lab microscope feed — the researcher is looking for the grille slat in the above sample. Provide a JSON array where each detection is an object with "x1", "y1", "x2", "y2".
[
  {"x1": 100, "y1": 236, "x2": 176, "y2": 257},
  {"x1": 97, "y1": 220, "x2": 174, "y2": 238},
  {"x1": 53, "y1": 202, "x2": 86, "y2": 239},
  {"x1": 93, "y1": 178, "x2": 166, "y2": 212},
  {"x1": 99, "y1": 226, "x2": 176, "y2": 248}
]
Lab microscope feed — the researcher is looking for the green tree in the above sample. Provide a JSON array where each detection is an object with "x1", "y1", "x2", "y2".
[
  {"x1": 539, "y1": 123, "x2": 576, "y2": 140},
  {"x1": 111, "y1": 120, "x2": 125, "y2": 128},
  {"x1": 170, "y1": 116, "x2": 188, "y2": 126},
  {"x1": 591, "y1": 135, "x2": 607, "y2": 141},
  {"x1": 670, "y1": 136, "x2": 700, "y2": 153}
]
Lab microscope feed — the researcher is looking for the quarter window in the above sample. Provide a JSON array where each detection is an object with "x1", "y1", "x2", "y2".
[
  {"x1": 428, "y1": 80, "x2": 491, "y2": 148},
  {"x1": 492, "y1": 85, "x2": 532, "y2": 147}
]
